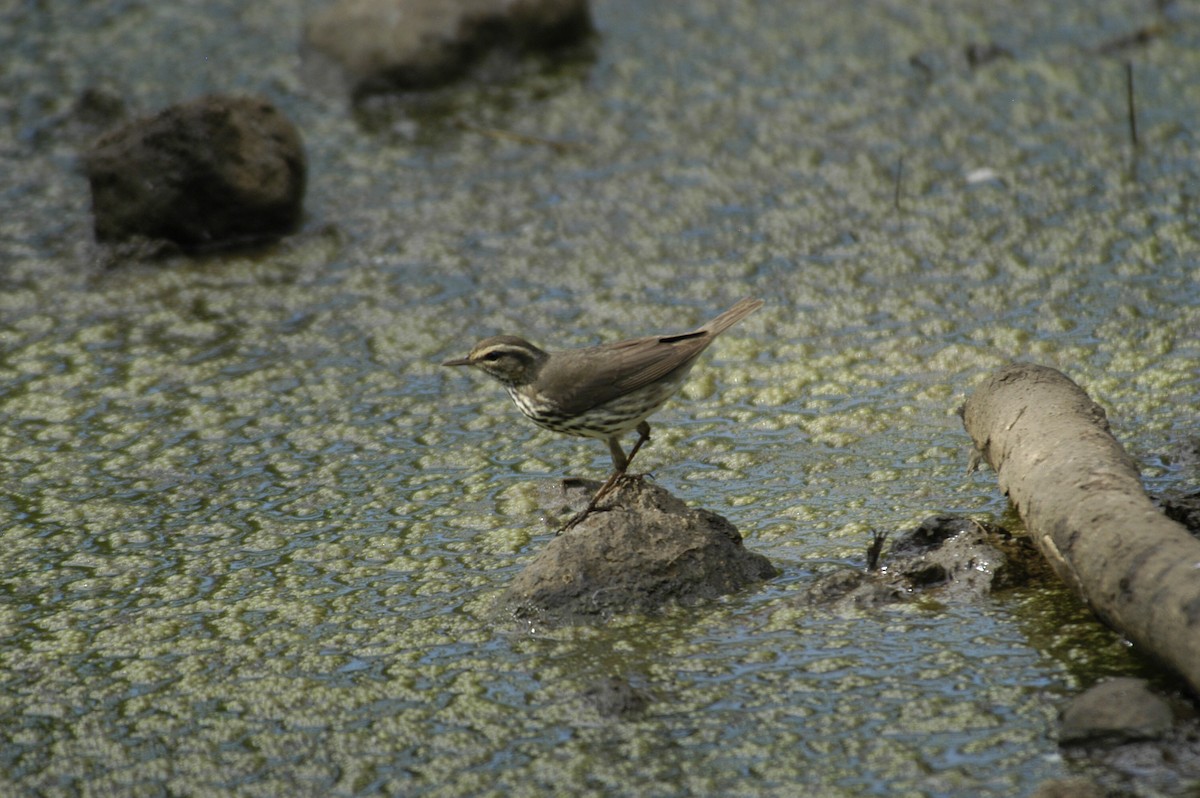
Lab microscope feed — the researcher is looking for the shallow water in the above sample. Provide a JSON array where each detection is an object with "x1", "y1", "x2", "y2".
[{"x1": 2, "y1": 1, "x2": 1199, "y2": 795}]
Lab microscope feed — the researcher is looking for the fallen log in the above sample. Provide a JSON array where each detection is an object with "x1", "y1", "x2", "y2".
[{"x1": 960, "y1": 363, "x2": 1200, "y2": 695}]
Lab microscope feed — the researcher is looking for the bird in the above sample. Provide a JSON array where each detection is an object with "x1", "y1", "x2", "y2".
[{"x1": 443, "y1": 297, "x2": 763, "y2": 530}]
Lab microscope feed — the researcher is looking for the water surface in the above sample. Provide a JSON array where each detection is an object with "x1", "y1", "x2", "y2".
[{"x1": 2, "y1": 1, "x2": 1199, "y2": 795}]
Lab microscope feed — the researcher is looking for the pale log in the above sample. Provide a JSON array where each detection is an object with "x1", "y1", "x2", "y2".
[{"x1": 961, "y1": 363, "x2": 1200, "y2": 694}]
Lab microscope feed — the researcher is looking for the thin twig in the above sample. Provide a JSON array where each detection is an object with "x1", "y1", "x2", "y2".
[
  {"x1": 1126, "y1": 60, "x2": 1139, "y2": 149},
  {"x1": 866, "y1": 529, "x2": 888, "y2": 572},
  {"x1": 893, "y1": 156, "x2": 904, "y2": 211}
]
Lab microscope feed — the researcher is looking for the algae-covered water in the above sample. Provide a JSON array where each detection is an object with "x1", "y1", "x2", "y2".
[{"x1": 3, "y1": 1, "x2": 1199, "y2": 796}]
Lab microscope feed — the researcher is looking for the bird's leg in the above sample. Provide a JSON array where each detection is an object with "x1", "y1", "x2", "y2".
[
  {"x1": 560, "y1": 463, "x2": 623, "y2": 534},
  {"x1": 596, "y1": 423, "x2": 652, "y2": 498},
  {"x1": 607, "y1": 436, "x2": 630, "y2": 473},
  {"x1": 558, "y1": 423, "x2": 652, "y2": 534},
  {"x1": 622, "y1": 421, "x2": 652, "y2": 470}
]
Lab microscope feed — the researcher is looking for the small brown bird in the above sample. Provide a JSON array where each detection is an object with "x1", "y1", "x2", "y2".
[{"x1": 443, "y1": 297, "x2": 763, "y2": 529}]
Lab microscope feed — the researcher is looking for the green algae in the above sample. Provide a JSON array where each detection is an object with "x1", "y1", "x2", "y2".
[{"x1": 2, "y1": 0, "x2": 1200, "y2": 795}]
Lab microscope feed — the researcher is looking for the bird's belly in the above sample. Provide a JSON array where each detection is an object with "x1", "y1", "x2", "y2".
[{"x1": 509, "y1": 373, "x2": 687, "y2": 440}]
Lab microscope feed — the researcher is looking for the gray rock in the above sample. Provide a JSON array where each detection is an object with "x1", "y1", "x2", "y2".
[
  {"x1": 84, "y1": 95, "x2": 306, "y2": 251},
  {"x1": 304, "y1": 0, "x2": 593, "y2": 94},
  {"x1": 1059, "y1": 677, "x2": 1174, "y2": 745},
  {"x1": 498, "y1": 478, "x2": 777, "y2": 626},
  {"x1": 1029, "y1": 777, "x2": 1107, "y2": 798}
]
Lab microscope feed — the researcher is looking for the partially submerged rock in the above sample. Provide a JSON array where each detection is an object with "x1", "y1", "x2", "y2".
[
  {"x1": 1059, "y1": 678, "x2": 1173, "y2": 745},
  {"x1": 886, "y1": 514, "x2": 1049, "y2": 597},
  {"x1": 1028, "y1": 777, "x2": 1107, "y2": 798},
  {"x1": 304, "y1": 0, "x2": 594, "y2": 95},
  {"x1": 498, "y1": 478, "x2": 777, "y2": 626},
  {"x1": 84, "y1": 95, "x2": 306, "y2": 252},
  {"x1": 1054, "y1": 677, "x2": 1200, "y2": 793},
  {"x1": 1158, "y1": 489, "x2": 1200, "y2": 534},
  {"x1": 798, "y1": 514, "x2": 1051, "y2": 610}
]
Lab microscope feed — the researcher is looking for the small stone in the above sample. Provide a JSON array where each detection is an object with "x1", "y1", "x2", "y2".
[
  {"x1": 581, "y1": 676, "x2": 650, "y2": 718},
  {"x1": 1029, "y1": 777, "x2": 1106, "y2": 798},
  {"x1": 1059, "y1": 677, "x2": 1173, "y2": 745}
]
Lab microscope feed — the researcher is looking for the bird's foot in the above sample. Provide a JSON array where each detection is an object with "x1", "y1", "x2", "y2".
[{"x1": 557, "y1": 471, "x2": 640, "y2": 534}]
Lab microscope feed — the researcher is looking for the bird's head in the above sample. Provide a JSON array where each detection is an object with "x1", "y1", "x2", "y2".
[{"x1": 442, "y1": 336, "x2": 549, "y2": 388}]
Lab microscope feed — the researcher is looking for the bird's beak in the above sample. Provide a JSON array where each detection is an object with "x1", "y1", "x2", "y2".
[{"x1": 442, "y1": 355, "x2": 472, "y2": 367}]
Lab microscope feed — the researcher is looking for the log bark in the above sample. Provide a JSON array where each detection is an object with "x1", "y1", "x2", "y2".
[{"x1": 961, "y1": 363, "x2": 1200, "y2": 694}]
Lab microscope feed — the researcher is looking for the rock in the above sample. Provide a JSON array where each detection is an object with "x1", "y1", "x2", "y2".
[
  {"x1": 84, "y1": 95, "x2": 306, "y2": 251},
  {"x1": 798, "y1": 567, "x2": 905, "y2": 610},
  {"x1": 1158, "y1": 490, "x2": 1200, "y2": 535},
  {"x1": 798, "y1": 514, "x2": 1050, "y2": 610},
  {"x1": 498, "y1": 478, "x2": 777, "y2": 625},
  {"x1": 1029, "y1": 777, "x2": 1107, "y2": 798},
  {"x1": 304, "y1": 0, "x2": 594, "y2": 94},
  {"x1": 1059, "y1": 678, "x2": 1174, "y2": 745},
  {"x1": 886, "y1": 514, "x2": 1039, "y2": 598},
  {"x1": 581, "y1": 676, "x2": 650, "y2": 719}
]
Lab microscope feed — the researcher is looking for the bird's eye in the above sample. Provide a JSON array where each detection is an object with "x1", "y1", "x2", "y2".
[{"x1": 482, "y1": 352, "x2": 502, "y2": 361}]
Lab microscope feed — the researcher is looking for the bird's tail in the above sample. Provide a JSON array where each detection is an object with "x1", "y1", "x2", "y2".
[{"x1": 700, "y1": 297, "x2": 764, "y2": 337}]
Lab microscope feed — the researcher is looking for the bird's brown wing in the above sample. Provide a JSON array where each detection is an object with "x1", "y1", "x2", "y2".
[
  {"x1": 540, "y1": 331, "x2": 715, "y2": 416},
  {"x1": 538, "y1": 299, "x2": 762, "y2": 416}
]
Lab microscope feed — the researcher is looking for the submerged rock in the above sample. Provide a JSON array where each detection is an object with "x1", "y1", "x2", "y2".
[
  {"x1": 304, "y1": 0, "x2": 594, "y2": 95},
  {"x1": 581, "y1": 676, "x2": 651, "y2": 719},
  {"x1": 1028, "y1": 777, "x2": 1107, "y2": 798},
  {"x1": 84, "y1": 95, "x2": 306, "y2": 251},
  {"x1": 498, "y1": 478, "x2": 777, "y2": 625}
]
